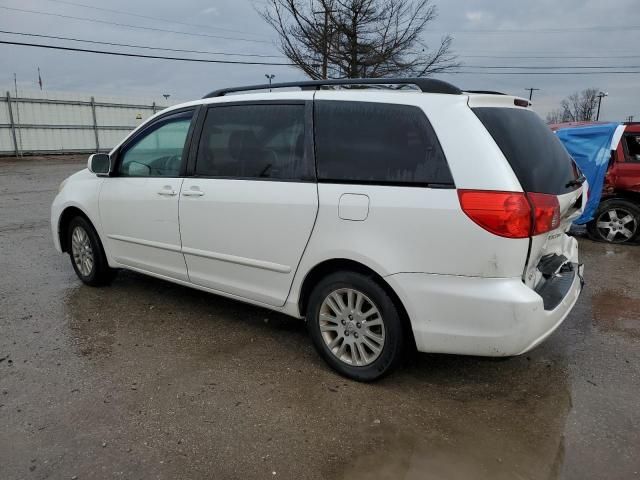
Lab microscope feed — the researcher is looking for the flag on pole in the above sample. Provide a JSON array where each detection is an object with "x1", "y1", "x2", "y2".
[{"x1": 38, "y1": 67, "x2": 43, "y2": 90}]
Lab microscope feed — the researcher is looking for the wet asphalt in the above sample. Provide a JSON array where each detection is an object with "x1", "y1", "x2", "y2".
[{"x1": 0, "y1": 156, "x2": 639, "y2": 480}]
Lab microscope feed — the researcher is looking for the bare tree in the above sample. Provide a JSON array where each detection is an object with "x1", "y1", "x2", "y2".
[
  {"x1": 545, "y1": 107, "x2": 572, "y2": 124},
  {"x1": 545, "y1": 108, "x2": 563, "y2": 124},
  {"x1": 260, "y1": 0, "x2": 459, "y2": 79},
  {"x1": 559, "y1": 88, "x2": 600, "y2": 122}
]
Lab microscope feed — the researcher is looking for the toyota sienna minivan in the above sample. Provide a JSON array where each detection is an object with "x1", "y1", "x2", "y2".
[{"x1": 52, "y1": 78, "x2": 585, "y2": 381}]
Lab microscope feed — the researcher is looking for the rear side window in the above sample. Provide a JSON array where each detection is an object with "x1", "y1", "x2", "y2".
[
  {"x1": 195, "y1": 104, "x2": 313, "y2": 180},
  {"x1": 473, "y1": 107, "x2": 580, "y2": 195},
  {"x1": 315, "y1": 101, "x2": 453, "y2": 186}
]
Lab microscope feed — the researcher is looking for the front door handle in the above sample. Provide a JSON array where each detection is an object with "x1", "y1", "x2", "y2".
[
  {"x1": 157, "y1": 188, "x2": 177, "y2": 196},
  {"x1": 182, "y1": 189, "x2": 204, "y2": 197}
]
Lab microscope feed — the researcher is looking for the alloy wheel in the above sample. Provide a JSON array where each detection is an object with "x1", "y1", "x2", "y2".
[
  {"x1": 71, "y1": 225, "x2": 94, "y2": 276},
  {"x1": 596, "y1": 208, "x2": 638, "y2": 243},
  {"x1": 318, "y1": 288, "x2": 386, "y2": 366}
]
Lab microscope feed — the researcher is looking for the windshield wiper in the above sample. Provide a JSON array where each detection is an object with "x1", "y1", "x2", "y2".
[{"x1": 566, "y1": 174, "x2": 586, "y2": 188}]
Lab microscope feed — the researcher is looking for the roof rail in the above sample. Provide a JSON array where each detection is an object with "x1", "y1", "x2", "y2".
[
  {"x1": 464, "y1": 90, "x2": 506, "y2": 95},
  {"x1": 203, "y1": 77, "x2": 462, "y2": 98}
]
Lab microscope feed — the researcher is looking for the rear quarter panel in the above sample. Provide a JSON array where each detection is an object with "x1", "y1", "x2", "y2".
[{"x1": 287, "y1": 182, "x2": 531, "y2": 312}]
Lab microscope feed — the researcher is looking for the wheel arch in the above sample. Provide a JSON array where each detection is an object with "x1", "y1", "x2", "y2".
[
  {"x1": 598, "y1": 192, "x2": 640, "y2": 206},
  {"x1": 58, "y1": 206, "x2": 96, "y2": 253},
  {"x1": 297, "y1": 258, "x2": 416, "y2": 350}
]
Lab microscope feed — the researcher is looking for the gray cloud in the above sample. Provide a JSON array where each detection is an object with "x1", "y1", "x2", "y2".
[{"x1": 1, "y1": 0, "x2": 638, "y2": 120}]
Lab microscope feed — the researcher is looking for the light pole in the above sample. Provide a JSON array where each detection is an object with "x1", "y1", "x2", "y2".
[
  {"x1": 596, "y1": 91, "x2": 608, "y2": 121},
  {"x1": 265, "y1": 74, "x2": 275, "y2": 92}
]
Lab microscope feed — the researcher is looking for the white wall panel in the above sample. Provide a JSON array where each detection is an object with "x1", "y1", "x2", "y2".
[
  {"x1": 0, "y1": 100, "x2": 10, "y2": 123},
  {"x1": 0, "y1": 88, "x2": 179, "y2": 155},
  {"x1": 98, "y1": 130, "x2": 131, "y2": 149},
  {"x1": 15, "y1": 128, "x2": 95, "y2": 152},
  {"x1": 0, "y1": 128, "x2": 13, "y2": 153}
]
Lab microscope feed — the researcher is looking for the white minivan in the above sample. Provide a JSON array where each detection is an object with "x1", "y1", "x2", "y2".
[{"x1": 52, "y1": 78, "x2": 585, "y2": 381}]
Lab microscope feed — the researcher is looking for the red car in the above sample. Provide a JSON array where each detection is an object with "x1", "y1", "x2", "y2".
[{"x1": 551, "y1": 122, "x2": 640, "y2": 244}]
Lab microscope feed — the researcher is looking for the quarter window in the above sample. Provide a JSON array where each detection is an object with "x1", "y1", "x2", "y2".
[
  {"x1": 118, "y1": 111, "x2": 193, "y2": 177},
  {"x1": 195, "y1": 104, "x2": 312, "y2": 180},
  {"x1": 314, "y1": 101, "x2": 453, "y2": 186}
]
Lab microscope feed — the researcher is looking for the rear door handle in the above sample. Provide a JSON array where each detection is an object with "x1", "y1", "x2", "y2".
[
  {"x1": 157, "y1": 188, "x2": 177, "y2": 196},
  {"x1": 182, "y1": 189, "x2": 204, "y2": 197}
]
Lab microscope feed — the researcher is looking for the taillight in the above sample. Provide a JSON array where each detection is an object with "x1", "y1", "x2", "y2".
[
  {"x1": 458, "y1": 190, "x2": 561, "y2": 238},
  {"x1": 528, "y1": 192, "x2": 561, "y2": 234},
  {"x1": 458, "y1": 190, "x2": 531, "y2": 238}
]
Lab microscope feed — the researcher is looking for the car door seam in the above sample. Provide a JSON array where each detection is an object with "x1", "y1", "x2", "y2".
[
  {"x1": 281, "y1": 96, "x2": 320, "y2": 310},
  {"x1": 176, "y1": 178, "x2": 190, "y2": 281}
]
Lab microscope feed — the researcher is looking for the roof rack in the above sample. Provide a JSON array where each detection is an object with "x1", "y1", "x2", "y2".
[
  {"x1": 464, "y1": 90, "x2": 506, "y2": 95},
  {"x1": 203, "y1": 77, "x2": 462, "y2": 98}
]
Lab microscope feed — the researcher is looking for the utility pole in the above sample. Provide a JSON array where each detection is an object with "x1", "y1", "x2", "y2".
[
  {"x1": 265, "y1": 74, "x2": 275, "y2": 91},
  {"x1": 524, "y1": 87, "x2": 540, "y2": 101},
  {"x1": 596, "y1": 91, "x2": 608, "y2": 121},
  {"x1": 13, "y1": 73, "x2": 22, "y2": 157},
  {"x1": 313, "y1": 3, "x2": 336, "y2": 79}
]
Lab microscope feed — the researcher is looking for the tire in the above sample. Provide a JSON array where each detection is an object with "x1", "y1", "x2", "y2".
[
  {"x1": 67, "y1": 216, "x2": 116, "y2": 286},
  {"x1": 306, "y1": 271, "x2": 404, "y2": 382},
  {"x1": 586, "y1": 199, "x2": 640, "y2": 244}
]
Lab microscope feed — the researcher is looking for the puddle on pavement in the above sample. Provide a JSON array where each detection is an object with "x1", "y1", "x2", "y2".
[
  {"x1": 63, "y1": 269, "x2": 574, "y2": 480},
  {"x1": 316, "y1": 350, "x2": 573, "y2": 480},
  {"x1": 591, "y1": 290, "x2": 640, "y2": 338},
  {"x1": 329, "y1": 428, "x2": 565, "y2": 480},
  {"x1": 63, "y1": 270, "x2": 306, "y2": 362}
]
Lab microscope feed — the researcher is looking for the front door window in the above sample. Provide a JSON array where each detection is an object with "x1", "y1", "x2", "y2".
[{"x1": 119, "y1": 112, "x2": 193, "y2": 177}]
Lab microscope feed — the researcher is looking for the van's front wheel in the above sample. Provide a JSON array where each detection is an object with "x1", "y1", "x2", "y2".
[
  {"x1": 306, "y1": 271, "x2": 404, "y2": 381},
  {"x1": 67, "y1": 216, "x2": 116, "y2": 286}
]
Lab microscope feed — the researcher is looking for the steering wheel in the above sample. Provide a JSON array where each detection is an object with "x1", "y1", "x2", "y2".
[{"x1": 151, "y1": 155, "x2": 180, "y2": 175}]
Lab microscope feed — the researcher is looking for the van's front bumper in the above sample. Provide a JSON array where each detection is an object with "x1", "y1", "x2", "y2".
[
  {"x1": 385, "y1": 265, "x2": 583, "y2": 357},
  {"x1": 51, "y1": 195, "x2": 63, "y2": 253}
]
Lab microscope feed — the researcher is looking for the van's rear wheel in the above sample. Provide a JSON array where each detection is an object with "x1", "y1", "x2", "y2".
[
  {"x1": 306, "y1": 271, "x2": 404, "y2": 381},
  {"x1": 587, "y1": 199, "x2": 640, "y2": 244},
  {"x1": 67, "y1": 216, "x2": 116, "y2": 286}
]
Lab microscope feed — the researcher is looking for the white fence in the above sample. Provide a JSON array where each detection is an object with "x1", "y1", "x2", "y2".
[{"x1": 0, "y1": 89, "x2": 180, "y2": 156}]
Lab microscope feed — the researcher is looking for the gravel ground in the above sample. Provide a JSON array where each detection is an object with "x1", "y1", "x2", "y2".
[{"x1": 1, "y1": 155, "x2": 639, "y2": 480}]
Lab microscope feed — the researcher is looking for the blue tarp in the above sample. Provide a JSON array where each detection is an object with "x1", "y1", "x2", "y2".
[{"x1": 554, "y1": 123, "x2": 622, "y2": 224}]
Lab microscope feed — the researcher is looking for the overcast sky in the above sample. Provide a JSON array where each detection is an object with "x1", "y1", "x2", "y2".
[{"x1": 1, "y1": 0, "x2": 639, "y2": 120}]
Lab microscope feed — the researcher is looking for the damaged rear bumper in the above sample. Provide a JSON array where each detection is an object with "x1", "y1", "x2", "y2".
[{"x1": 385, "y1": 264, "x2": 584, "y2": 357}]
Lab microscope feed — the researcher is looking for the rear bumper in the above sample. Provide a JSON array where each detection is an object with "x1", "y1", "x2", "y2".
[{"x1": 385, "y1": 266, "x2": 583, "y2": 357}]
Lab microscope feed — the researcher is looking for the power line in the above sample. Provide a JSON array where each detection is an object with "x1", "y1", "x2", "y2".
[
  {"x1": 446, "y1": 71, "x2": 640, "y2": 75},
  {"x1": 463, "y1": 64, "x2": 640, "y2": 69},
  {"x1": 0, "y1": 40, "x2": 293, "y2": 65},
  {"x1": 459, "y1": 54, "x2": 640, "y2": 59},
  {"x1": 0, "y1": 39, "x2": 638, "y2": 75},
  {"x1": 6, "y1": 29, "x2": 634, "y2": 62},
  {"x1": 0, "y1": 5, "x2": 271, "y2": 44},
  {"x1": 434, "y1": 24, "x2": 640, "y2": 34},
  {"x1": 0, "y1": 29, "x2": 282, "y2": 58},
  {"x1": 3, "y1": 30, "x2": 637, "y2": 65},
  {"x1": 39, "y1": 0, "x2": 270, "y2": 38}
]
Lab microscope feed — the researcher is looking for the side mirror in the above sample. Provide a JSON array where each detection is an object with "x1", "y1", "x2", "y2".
[{"x1": 87, "y1": 153, "x2": 111, "y2": 176}]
